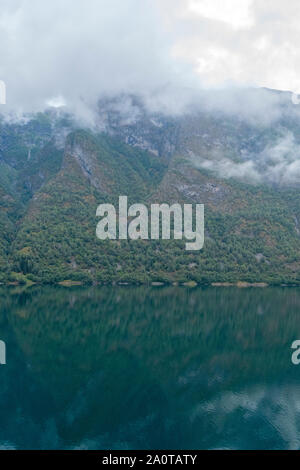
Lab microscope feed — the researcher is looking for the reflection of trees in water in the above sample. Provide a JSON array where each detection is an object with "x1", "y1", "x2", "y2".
[{"x1": 0, "y1": 286, "x2": 300, "y2": 449}]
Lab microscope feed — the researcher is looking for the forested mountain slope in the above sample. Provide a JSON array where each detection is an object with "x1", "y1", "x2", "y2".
[{"x1": 1, "y1": 91, "x2": 300, "y2": 285}]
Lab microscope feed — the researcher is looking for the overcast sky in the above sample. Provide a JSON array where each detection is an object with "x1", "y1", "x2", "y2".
[{"x1": 0, "y1": 0, "x2": 300, "y2": 116}]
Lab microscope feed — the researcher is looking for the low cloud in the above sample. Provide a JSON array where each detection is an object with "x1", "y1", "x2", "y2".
[{"x1": 190, "y1": 131, "x2": 300, "y2": 186}]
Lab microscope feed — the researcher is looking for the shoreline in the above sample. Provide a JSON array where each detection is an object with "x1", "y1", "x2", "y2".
[{"x1": 1, "y1": 280, "x2": 300, "y2": 288}]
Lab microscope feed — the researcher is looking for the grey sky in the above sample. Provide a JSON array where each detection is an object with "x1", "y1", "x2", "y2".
[{"x1": 0, "y1": 0, "x2": 299, "y2": 117}]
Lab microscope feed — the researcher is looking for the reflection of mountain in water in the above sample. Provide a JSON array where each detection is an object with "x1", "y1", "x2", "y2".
[{"x1": 0, "y1": 286, "x2": 300, "y2": 449}]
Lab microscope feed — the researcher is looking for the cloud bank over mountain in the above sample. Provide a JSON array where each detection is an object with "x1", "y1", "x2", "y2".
[
  {"x1": 2, "y1": 0, "x2": 300, "y2": 186},
  {"x1": 1, "y1": 0, "x2": 300, "y2": 120},
  {"x1": 0, "y1": 0, "x2": 196, "y2": 120},
  {"x1": 190, "y1": 131, "x2": 300, "y2": 186}
]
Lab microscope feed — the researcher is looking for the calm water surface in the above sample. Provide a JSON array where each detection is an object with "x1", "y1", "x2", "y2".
[{"x1": 0, "y1": 286, "x2": 300, "y2": 450}]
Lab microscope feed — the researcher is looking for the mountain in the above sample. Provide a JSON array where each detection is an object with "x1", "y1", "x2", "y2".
[{"x1": 1, "y1": 89, "x2": 300, "y2": 286}]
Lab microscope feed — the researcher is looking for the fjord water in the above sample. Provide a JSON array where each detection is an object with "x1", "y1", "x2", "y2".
[{"x1": 0, "y1": 286, "x2": 300, "y2": 450}]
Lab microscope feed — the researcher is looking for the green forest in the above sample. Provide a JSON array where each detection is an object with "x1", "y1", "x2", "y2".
[{"x1": 1, "y1": 111, "x2": 300, "y2": 286}]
